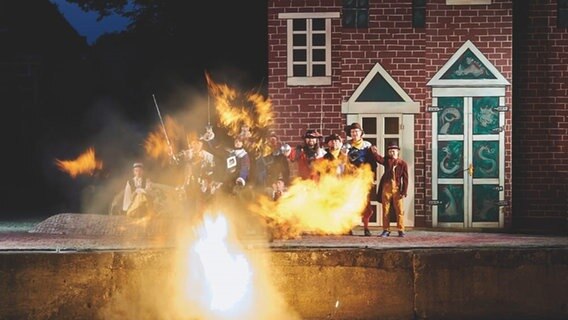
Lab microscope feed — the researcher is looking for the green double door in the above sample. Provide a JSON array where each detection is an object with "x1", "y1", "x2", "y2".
[{"x1": 432, "y1": 96, "x2": 504, "y2": 228}]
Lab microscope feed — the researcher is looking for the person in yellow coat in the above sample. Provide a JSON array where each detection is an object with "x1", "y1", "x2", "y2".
[{"x1": 371, "y1": 143, "x2": 409, "y2": 237}]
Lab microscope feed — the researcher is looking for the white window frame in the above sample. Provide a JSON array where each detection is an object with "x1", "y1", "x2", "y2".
[{"x1": 278, "y1": 12, "x2": 340, "y2": 86}]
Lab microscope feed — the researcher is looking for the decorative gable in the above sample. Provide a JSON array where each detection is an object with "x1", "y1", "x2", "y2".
[
  {"x1": 356, "y1": 73, "x2": 405, "y2": 102},
  {"x1": 342, "y1": 62, "x2": 419, "y2": 114},
  {"x1": 428, "y1": 40, "x2": 509, "y2": 87}
]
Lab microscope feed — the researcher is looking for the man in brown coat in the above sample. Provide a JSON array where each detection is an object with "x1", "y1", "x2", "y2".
[{"x1": 371, "y1": 143, "x2": 409, "y2": 237}]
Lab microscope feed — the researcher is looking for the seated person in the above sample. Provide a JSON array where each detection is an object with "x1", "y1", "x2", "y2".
[{"x1": 122, "y1": 162, "x2": 154, "y2": 217}]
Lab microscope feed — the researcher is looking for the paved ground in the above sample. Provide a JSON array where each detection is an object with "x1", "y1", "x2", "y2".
[{"x1": 0, "y1": 213, "x2": 566, "y2": 252}]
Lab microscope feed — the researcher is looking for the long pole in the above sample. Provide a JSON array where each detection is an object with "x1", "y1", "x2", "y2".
[
  {"x1": 320, "y1": 88, "x2": 324, "y2": 135},
  {"x1": 152, "y1": 94, "x2": 177, "y2": 162}
]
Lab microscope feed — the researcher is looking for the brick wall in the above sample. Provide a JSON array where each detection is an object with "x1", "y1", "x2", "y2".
[
  {"x1": 513, "y1": 0, "x2": 568, "y2": 232},
  {"x1": 268, "y1": 0, "x2": 344, "y2": 145},
  {"x1": 268, "y1": 0, "x2": 430, "y2": 220},
  {"x1": 339, "y1": 0, "x2": 428, "y2": 225},
  {"x1": 268, "y1": 0, "x2": 530, "y2": 230}
]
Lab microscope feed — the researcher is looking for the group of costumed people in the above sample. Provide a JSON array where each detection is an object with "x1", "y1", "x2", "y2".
[
  {"x1": 280, "y1": 122, "x2": 409, "y2": 237},
  {"x1": 121, "y1": 122, "x2": 409, "y2": 238},
  {"x1": 121, "y1": 124, "x2": 291, "y2": 218}
]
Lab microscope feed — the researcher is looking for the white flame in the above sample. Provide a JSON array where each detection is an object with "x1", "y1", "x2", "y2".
[{"x1": 188, "y1": 214, "x2": 253, "y2": 315}]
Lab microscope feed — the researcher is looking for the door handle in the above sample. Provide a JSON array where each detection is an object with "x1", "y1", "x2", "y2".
[{"x1": 468, "y1": 164, "x2": 474, "y2": 177}]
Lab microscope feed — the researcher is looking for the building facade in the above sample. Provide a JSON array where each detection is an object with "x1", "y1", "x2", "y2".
[{"x1": 267, "y1": 0, "x2": 567, "y2": 233}]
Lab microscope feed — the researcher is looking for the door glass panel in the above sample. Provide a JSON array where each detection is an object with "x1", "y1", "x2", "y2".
[
  {"x1": 438, "y1": 97, "x2": 464, "y2": 135},
  {"x1": 438, "y1": 184, "x2": 464, "y2": 222},
  {"x1": 366, "y1": 137, "x2": 377, "y2": 146},
  {"x1": 473, "y1": 141, "x2": 499, "y2": 178},
  {"x1": 362, "y1": 117, "x2": 377, "y2": 134},
  {"x1": 472, "y1": 185, "x2": 499, "y2": 222},
  {"x1": 384, "y1": 117, "x2": 399, "y2": 134},
  {"x1": 438, "y1": 141, "x2": 463, "y2": 178},
  {"x1": 473, "y1": 97, "x2": 499, "y2": 134}
]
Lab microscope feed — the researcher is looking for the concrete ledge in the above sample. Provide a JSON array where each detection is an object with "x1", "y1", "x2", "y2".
[{"x1": 0, "y1": 248, "x2": 566, "y2": 319}]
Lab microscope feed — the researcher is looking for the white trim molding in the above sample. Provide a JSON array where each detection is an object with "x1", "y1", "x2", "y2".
[
  {"x1": 279, "y1": 12, "x2": 340, "y2": 87},
  {"x1": 342, "y1": 62, "x2": 420, "y2": 114},
  {"x1": 427, "y1": 40, "x2": 510, "y2": 88}
]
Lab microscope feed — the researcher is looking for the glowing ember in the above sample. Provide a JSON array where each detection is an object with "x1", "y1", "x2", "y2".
[{"x1": 55, "y1": 147, "x2": 102, "y2": 178}]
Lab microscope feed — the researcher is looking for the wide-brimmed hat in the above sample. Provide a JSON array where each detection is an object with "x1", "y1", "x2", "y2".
[
  {"x1": 324, "y1": 133, "x2": 342, "y2": 144},
  {"x1": 345, "y1": 122, "x2": 364, "y2": 135},
  {"x1": 387, "y1": 143, "x2": 400, "y2": 150},
  {"x1": 303, "y1": 129, "x2": 322, "y2": 139}
]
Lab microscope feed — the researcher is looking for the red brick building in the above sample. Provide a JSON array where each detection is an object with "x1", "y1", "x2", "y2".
[{"x1": 267, "y1": 0, "x2": 567, "y2": 233}]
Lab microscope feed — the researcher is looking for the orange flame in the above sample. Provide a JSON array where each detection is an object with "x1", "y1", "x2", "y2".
[
  {"x1": 55, "y1": 147, "x2": 103, "y2": 178},
  {"x1": 250, "y1": 160, "x2": 375, "y2": 239},
  {"x1": 206, "y1": 73, "x2": 274, "y2": 157},
  {"x1": 144, "y1": 115, "x2": 187, "y2": 164}
]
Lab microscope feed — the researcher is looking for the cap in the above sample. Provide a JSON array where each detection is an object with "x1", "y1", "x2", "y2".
[
  {"x1": 133, "y1": 162, "x2": 144, "y2": 168},
  {"x1": 324, "y1": 133, "x2": 342, "y2": 144},
  {"x1": 387, "y1": 143, "x2": 400, "y2": 150},
  {"x1": 349, "y1": 122, "x2": 363, "y2": 131},
  {"x1": 303, "y1": 129, "x2": 322, "y2": 139},
  {"x1": 345, "y1": 122, "x2": 364, "y2": 135}
]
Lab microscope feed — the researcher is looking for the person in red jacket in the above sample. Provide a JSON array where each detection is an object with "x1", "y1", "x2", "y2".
[
  {"x1": 284, "y1": 129, "x2": 325, "y2": 180},
  {"x1": 371, "y1": 142, "x2": 409, "y2": 237}
]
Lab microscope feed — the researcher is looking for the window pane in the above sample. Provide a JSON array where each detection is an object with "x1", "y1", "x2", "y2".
[
  {"x1": 312, "y1": 33, "x2": 325, "y2": 46},
  {"x1": 367, "y1": 138, "x2": 377, "y2": 146},
  {"x1": 343, "y1": 0, "x2": 357, "y2": 9},
  {"x1": 293, "y1": 34, "x2": 306, "y2": 46},
  {"x1": 293, "y1": 19, "x2": 306, "y2": 31},
  {"x1": 293, "y1": 49, "x2": 307, "y2": 62},
  {"x1": 560, "y1": 10, "x2": 568, "y2": 28},
  {"x1": 413, "y1": 8, "x2": 426, "y2": 28},
  {"x1": 357, "y1": 0, "x2": 369, "y2": 7},
  {"x1": 343, "y1": 10, "x2": 356, "y2": 28},
  {"x1": 312, "y1": 64, "x2": 326, "y2": 76},
  {"x1": 312, "y1": 49, "x2": 326, "y2": 61},
  {"x1": 414, "y1": 0, "x2": 426, "y2": 6},
  {"x1": 385, "y1": 117, "x2": 399, "y2": 134},
  {"x1": 312, "y1": 18, "x2": 325, "y2": 31},
  {"x1": 293, "y1": 64, "x2": 307, "y2": 77},
  {"x1": 356, "y1": 10, "x2": 369, "y2": 28},
  {"x1": 362, "y1": 117, "x2": 377, "y2": 134}
]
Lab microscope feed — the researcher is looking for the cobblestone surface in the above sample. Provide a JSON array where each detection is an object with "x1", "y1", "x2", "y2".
[{"x1": 0, "y1": 213, "x2": 566, "y2": 252}]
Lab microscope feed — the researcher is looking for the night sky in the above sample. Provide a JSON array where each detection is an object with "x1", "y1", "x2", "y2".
[
  {"x1": 51, "y1": 0, "x2": 131, "y2": 44},
  {"x1": 1, "y1": 0, "x2": 268, "y2": 220}
]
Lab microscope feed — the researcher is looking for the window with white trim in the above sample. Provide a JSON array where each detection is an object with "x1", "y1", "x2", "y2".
[
  {"x1": 559, "y1": 0, "x2": 568, "y2": 28},
  {"x1": 278, "y1": 12, "x2": 340, "y2": 86}
]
